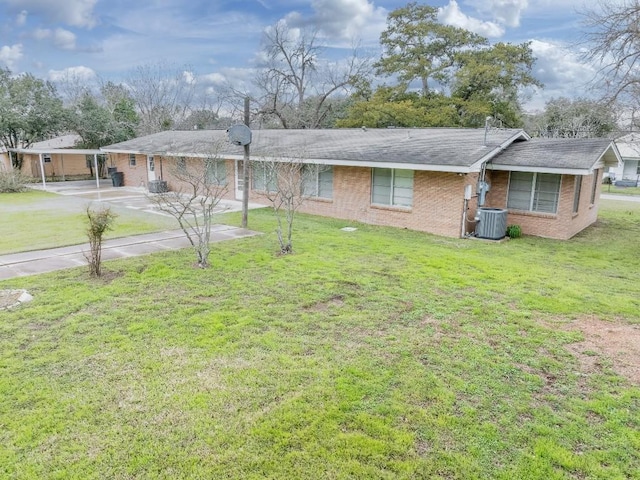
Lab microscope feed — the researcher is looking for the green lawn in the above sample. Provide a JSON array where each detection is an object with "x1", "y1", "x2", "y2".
[
  {"x1": 0, "y1": 190, "x2": 177, "y2": 254},
  {"x1": 0, "y1": 201, "x2": 639, "y2": 479},
  {"x1": 601, "y1": 184, "x2": 640, "y2": 196}
]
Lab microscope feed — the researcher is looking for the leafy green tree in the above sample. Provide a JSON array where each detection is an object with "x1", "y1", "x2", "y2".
[
  {"x1": 376, "y1": 2, "x2": 487, "y2": 96},
  {"x1": 452, "y1": 42, "x2": 542, "y2": 127},
  {"x1": 524, "y1": 97, "x2": 618, "y2": 138},
  {"x1": 0, "y1": 68, "x2": 68, "y2": 169},
  {"x1": 72, "y1": 92, "x2": 138, "y2": 149}
]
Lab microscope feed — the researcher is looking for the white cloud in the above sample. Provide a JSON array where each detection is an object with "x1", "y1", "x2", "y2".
[
  {"x1": 47, "y1": 65, "x2": 96, "y2": 82},
  {"x1": 465, "y1": 0, "x2": 529, "y2": 28},
  {"x1": 183, "y1": 70, "x2": 196, "y2": 85},
  {"x1": 284, "y1": 0, "x2": 388, "y2": 45},
  {"x1": 522, "y1": 39, "x2": 597, "y2": 111},
  {"x1": 53, "y1": 28, "x2": 76, "y2": 50},
  {"x1": 16, "y1": 10, "x2": 27, "y2": 26},
  {"x1": 201, "y1": 73, "x2": 226, "y2": 85},
  {"x1": 439, "y1": 0, "x2": 505, "y2": 38},
  {"x1": 0, "y1": 44, "x2": 23, "y2": 69},
  {"x1": 2, "y1": 0, "x2": 97, "y2": 28},
  {"x1": 32, "y1": 27, "x2": 77, "y2": 50}
]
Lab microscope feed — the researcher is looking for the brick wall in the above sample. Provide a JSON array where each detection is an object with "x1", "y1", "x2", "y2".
[
  {"x1": 485, "y1": 169, "x2": 602, "y2": 240},
  {"x1": 266, "y1": 166, "x2": 471, "y2": 238}
]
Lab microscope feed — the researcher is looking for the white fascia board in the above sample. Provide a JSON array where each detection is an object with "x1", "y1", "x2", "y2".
[
  {"x1": 220, "y1": 154, "x2": 474, "y2": 173},
  {"x1": 486, "y1": 164, "x2": 591, "y2": 175},
  {"x1": 11, "y1": 148, "x2": 102, "y2": 155}
]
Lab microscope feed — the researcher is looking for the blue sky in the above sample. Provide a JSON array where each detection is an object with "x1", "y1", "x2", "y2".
[{"x1": 0, "y1": 0, "x2": 595, "y2": 111}]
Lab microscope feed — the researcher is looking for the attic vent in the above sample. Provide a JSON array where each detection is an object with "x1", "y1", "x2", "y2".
[{"x1": 475, "y1": 208, "x2": 508, "y2": 240}]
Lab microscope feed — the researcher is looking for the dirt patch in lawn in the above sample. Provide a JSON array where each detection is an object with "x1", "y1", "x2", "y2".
[{"x1": 561, "y1": 316, "x2": 640, "y2": 385}]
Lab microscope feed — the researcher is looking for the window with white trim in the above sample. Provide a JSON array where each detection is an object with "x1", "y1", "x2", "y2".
[
  {"x1": 507, "y1": 172, "x2": 561, "y2": 214},
  {"x1": 302, "y1": 165, "x2": 333, "y2": 199},
  {"x1": 636, "y1": 162, "x2": 640, "y2": 175},
  {"x1": 371, "y1": 168, "x2": 413, "y2": 207},
  {"x1": 252, "y1": 162, "x2": 277, "y2": 192},
  {"x1": 590, "y1": 169, "x2": 599, "y2": 204},
  {"x1": 572, "y1": 176, "x2": 582, "y2": 214},
  {"x1": 205, "y1": 159, "x2": 227, "y2": 185},
  {"x1": 129, "y1": 153, "x2": 136, "y2": 167}
]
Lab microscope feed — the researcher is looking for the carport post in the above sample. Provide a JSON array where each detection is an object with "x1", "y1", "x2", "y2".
[
  {"x1": 93, "y1": 153, "x2": 100, "y2": 189},
  {"x1": 38, "y1": 153, "x2": 46, "y2": 190}
]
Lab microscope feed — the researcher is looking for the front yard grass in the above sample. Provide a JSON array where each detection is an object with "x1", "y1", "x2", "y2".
[
  {"x1": 0, "y1": 200, "x2": 638, "y2": 479},
  {"x1": 0, "y1": 190, "x2": 177, "y2": 254},
  {"x1": 601, "y1": 184, "x2": 640, "y2": 196}
]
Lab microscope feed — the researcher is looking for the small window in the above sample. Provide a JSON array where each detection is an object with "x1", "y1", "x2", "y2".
[
  {"x1": 302, "y1": 165, "x2": 333, "y2": 199},
  {"x1": 572, "y1": 176, "x2": 582, "y2": 214},
  {"x1": 43, "y1": 154, "x2": 52, "y2": 163},
  {"x1": 205, "y1": 159, "x2": 227, "y2": 186},
  {"x1": 252, "y1": 162, "x2": 277, "y2": 192},
  {"x1": 636, "y1": 162, "x2": 640, "y2": 175},
  {"x1": 176, "y1": 157, "x2": 186, "y2": 173},
  {"x1": 371, "y1": 168, "x2": 413, "y2": 207},
  {"x1": 148, "y1": 156, "x2": 155, "y2": 172},
  {"x1": 590, "y1": 169, "x2": 599, "y2": 204},
  {"x1": 129, "y1": 153, "x2": 136, "y2": 167}
]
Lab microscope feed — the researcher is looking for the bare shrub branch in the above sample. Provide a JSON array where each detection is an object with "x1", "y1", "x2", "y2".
[
  {"x1": 85, "y1": 205, "x2": 117, "y2": 277},
  {"x1": 148, "y1": 149, "x2": 229, "y2": 268}
]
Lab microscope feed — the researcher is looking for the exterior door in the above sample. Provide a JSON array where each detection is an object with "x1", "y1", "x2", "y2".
[
  {"x1": 147, "y1": 155, "x2": 156, "y2": 182},
  {"x1": 235, "y1": 160, "x2": 244, "y2": 200}
]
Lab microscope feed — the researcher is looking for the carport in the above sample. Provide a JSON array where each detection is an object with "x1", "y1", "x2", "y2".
[{"x1": 9, "y1": 146, "x2": 104, "y2": 190}]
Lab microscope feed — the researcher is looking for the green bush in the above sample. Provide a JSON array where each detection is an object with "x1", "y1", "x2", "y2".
[
  {"x1": 506, "y1": 224, "x2": 522, "y2": 238},
  {"x1": 0, "y1": 170, "x2": 29, "y2": 193}
]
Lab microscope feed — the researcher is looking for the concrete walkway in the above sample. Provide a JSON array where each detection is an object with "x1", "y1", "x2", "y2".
[{"x1": 0, "y1": 226, "x2": 260, "y2": 280}]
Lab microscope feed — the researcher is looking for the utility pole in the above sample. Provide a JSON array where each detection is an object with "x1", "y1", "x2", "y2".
[{"x1": 242, "y1": 97, "x2": 250, "y2": 228}]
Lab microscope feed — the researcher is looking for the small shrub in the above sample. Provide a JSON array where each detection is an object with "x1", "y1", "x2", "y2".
[
  {"x1": 85, "y1": 205, "x2": 117, "y2": 277},
  {"x1": 0, "y1": 170, "x2": 29, "y2": 193},
  {"x1": 506, "y1": 224, "x2": 522, "y2": 239}
]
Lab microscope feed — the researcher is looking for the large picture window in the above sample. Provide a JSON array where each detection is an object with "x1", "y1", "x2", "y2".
[
  {"x1": 371, "y1": 168, "x2": 413, "y2": 207},
  {"x1": 507, "y1": 172, "x2": 561, "y2": 213},
  {"x1": 302, "y1": 165, "x2": 333, "y2": 199}
]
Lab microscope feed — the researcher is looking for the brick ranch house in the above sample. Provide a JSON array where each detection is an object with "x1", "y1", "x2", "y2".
[{"x1": 101, "y1": 128, "x2": 621, "y2": 240}]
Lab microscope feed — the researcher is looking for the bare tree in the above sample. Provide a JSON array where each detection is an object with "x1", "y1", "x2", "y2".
[
  {"x1": 255, "y1": 21, "x2": 372, "y2": 129},
  {"x1": 582, "y1": 1, "x2": 640, "y2": 107},
  {"x1": 254, "y1": 154, "x2": 325, "y2": 254},
  {"x1": 148, "y1": 152, "x2": 229, "y2": 268},
  {"x1": 126, "y1": 62, "x2": 197, "y2": 135}
]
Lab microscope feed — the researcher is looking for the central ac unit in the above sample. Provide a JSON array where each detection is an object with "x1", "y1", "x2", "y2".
[{"x1": 475, "y1": 208, "x2": 508, "y2": 240}]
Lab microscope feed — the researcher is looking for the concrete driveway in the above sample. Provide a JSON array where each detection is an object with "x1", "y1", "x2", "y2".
[{"x1": 29, "y1": 179, "x2": 265, "y2": 216}]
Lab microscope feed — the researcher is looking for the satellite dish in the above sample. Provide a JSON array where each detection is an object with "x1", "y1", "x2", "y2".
[{"x1": 227, "y1": 124, "x2": 252, "y2": 146}]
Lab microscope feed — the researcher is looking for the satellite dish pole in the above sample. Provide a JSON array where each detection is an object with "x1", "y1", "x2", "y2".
[
  {"x1": 227, "y1": 99, "x2": 252, "y2": 228},
  {"x1": 242, "y1": 97, "x2": 250, "y2": 229}
]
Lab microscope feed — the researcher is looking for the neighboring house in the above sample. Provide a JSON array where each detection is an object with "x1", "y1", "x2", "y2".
[
  {"x1": 101, "y1": 128, "x2": 621, "y2": 240},
  {"x1": 610, "y1": 133, "x2": 640, "y2": 186},
  {"x1": 9, "y1": 134, "x2": 103, "y2": 181}
]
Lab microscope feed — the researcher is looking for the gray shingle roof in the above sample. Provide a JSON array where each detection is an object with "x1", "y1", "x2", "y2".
[
  {"x1": 101, "y1": 128, "x2": 527, "y2": 170},
  {"x1": 489, "y1": 138, "x2": 619, "y2": 172}
]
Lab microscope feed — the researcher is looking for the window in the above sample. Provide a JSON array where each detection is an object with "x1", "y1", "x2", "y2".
[
  {"x1": 148, "y1": 156, "x2": 155, "y2": 172},
  {"x1": 302, "y1": 165, "x2": 333, "y2": 198},
  {"x1": 590, "y1": 169, "x2": 599, "y2": 204},
  {"x1": 572, "y1": 176, "x2": 582, "y2": 214},
  {"x1": 507, "y1": 172, "x2": 561, "y2": 214},
  {"x1": 371, "y1": 168, "x2": 413, "y2": 207},
  {"x1": 636, "y1": 162, "x2": 640, "y2": 175},
  {"x1": 252, "y1": 162, "x2": 277, "y2": 192},
  {"x1": 176, "y1": 156, "x2": 186, "y2": 173},
  {"x1": 129, "y1": 153, "x2": 136, "y2": 167},
  {"x1": 43, "y1": 154, "x2": 51, "y2": 163},
  {"x1": 205, "y1": 159, "x2": 227, "y2": 185}
]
